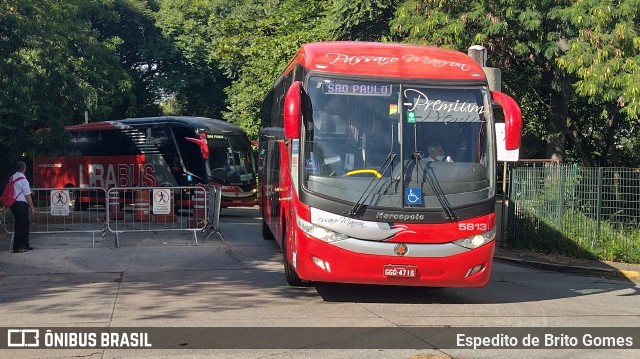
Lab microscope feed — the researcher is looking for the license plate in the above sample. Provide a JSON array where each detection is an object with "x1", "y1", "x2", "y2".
[{"x1": 383, "y1": 264, "x2": 417, "y2": 278}]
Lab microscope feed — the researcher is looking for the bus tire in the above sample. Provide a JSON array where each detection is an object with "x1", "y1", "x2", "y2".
[
  {"x1": 262, "y1": 220, "x2": 275, "y2": 240},
  {"x1": 282, "y1": 229, "x2": 307, "y2": 287},
  {"x1": 284, "y1": 252, "x2": 305, "y2": 287}
]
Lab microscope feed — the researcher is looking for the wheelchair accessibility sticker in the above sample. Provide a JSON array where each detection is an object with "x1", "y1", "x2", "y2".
[{"x1": 405, "y1": 188, "x2": 422, "y2": 205}]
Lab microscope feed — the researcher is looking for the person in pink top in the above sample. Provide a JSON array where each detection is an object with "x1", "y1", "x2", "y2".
[{"x1": 10, "y1": 161, "x2": 35, "y2": 253}]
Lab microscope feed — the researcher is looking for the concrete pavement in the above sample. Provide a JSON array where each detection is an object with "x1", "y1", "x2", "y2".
[
  {"x1": 494, "y1": 247, "x2": 640, "y2": 282},
  {"x1": 1, "y1": 206, "x2": 639, "y2": 359}
]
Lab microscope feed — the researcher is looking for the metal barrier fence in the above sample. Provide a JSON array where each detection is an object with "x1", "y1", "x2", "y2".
[
  {"x1": 2, "y1": 187, "x2": 107, "y2": 247},
  {"x1": 507, "y1": 164, "x2": 640, "y2": 262},
  {"x1": 107, "y1": 186, "x2": 218, "y2": 246},
  {"x1": 497, "y1": 159, "x2": 560, "y2": 196},
  {"x1": 3, "y1": 185, "x2": 222, "y2": 248},
  {"x1": 206, "y1": 185, "x2": 222, "y2": 239}
]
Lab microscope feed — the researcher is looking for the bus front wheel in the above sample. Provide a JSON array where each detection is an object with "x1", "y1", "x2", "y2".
[{"x1": 282, "y1": 228, "x2": 306, "y2": 287}]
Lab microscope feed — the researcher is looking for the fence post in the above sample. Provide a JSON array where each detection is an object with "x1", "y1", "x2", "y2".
[
  {"x1": 506, "y1": 168, "x2": 517, "y2": 247},
  {"x1": 595, "y1": 167, "x2": 603, "y2": 249},
  {"x1": 558, "y1": 165, "x2": 565, "y2": 230}
]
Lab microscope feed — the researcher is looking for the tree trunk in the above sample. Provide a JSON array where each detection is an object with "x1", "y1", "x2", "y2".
[
  {"x1": 563, "y1": 118, "x2": 594, "y2": 167},
  {"x1": 543, "y1": 70, "x2": 594, "y2": 166},
  {"x1": 545, "y1": 70, "x2": 567, "y2": 162},
  {"x1": 606, "y1": 105, "x2": 622, "y2": 167}
]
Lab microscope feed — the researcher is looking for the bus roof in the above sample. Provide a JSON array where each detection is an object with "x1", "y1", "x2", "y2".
[
  {"x1": 65, "y1": 116, "x2": 248, "y2": 136},
  {"x1": 290, "y1": 41, "x2": 486, "y2": 81}
]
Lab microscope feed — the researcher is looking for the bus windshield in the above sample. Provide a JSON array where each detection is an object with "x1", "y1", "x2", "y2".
[
  {"x1": 302, "y1": 76, "x2": 494, "y2": 210},
  {"x1": 208, "y1": 135, "x2": 256, "y2": 185}
]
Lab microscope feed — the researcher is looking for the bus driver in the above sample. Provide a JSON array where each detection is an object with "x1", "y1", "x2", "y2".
[{"x1": 427, "y1": 142, "x2": 453, "y2": 162}]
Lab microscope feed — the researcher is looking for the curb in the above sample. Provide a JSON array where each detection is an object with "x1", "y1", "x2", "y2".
[{"x1": 494, "y1": 255, "x2": 640, "y2": 282}]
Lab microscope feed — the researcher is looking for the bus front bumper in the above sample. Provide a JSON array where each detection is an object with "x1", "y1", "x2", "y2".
[
  {"x1": 220, "y1": 197, "x2": 258, "y2": 207},
  {"x1": 291, "y1": 238, "x2": 495, "y2": 288}
]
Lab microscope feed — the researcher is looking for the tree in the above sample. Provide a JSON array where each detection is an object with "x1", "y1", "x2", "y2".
[
  {"x1": 0, "y1": 0, "x2": 134, "y2": 178},
  {"x1": 209, "y1": 0, "x2": 331, "y2": 137},
  {"x1": 555, "y1": 0, "x2": 640, "y2": 166},
  {"x1": 390, "y1": 0, "x2": 640, "y2": 167},
  {"x1": 155, "y1": 0, "x2": 408, "y2": 138},
  {"x1": 390, "y1": 0, "x2": 579, "y2": 162},
  {"x1": 153, "y1": 0, "x2": 229, "y2": 118},
  {"x1": 324, "y1": 0, "x2": 400, "y2": 41},
  {"x1": 89, "y1": 0, "x2": 169, "y2": 118}
]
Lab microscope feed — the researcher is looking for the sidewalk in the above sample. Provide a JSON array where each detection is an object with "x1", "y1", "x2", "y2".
[
  {"x1": 493, "y1": 199, "x2": 640, "y2": 283},
  {"x1": 494, "y1": 246, "x2": 640, "y2": 282}
]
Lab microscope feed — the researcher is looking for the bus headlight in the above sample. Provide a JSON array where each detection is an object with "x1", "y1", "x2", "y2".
[
  {"x1": 453, "y1": 227, "x2": 496, "y2": 249},
  {"x1": 296, "y1": 215, "x2": 348, "y2": 243}
]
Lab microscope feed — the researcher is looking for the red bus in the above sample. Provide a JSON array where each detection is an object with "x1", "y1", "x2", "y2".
[
  {"x1": 259, "y1": 42, "x2": 522, "y2": 287},
  {"x1": 34, "y1": 116, "x2": 257, "y2": 209}
]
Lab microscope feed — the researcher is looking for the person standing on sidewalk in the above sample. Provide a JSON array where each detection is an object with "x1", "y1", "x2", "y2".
[{"x1": 11, "y1": 161, "x2": 35, "y2": 253}]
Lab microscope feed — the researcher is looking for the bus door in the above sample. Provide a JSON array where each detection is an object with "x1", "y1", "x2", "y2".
[{"x1": 263, "y1": 139, "x2": 282, "y2": 238}]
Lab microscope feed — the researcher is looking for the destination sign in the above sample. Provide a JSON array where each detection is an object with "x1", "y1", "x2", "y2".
[
  {"x1": 207, "y1": 134, "x2": 226, "y2": 139},
  {"x1": 322, "y1": 82, "x2": 392, "y2": 96}
]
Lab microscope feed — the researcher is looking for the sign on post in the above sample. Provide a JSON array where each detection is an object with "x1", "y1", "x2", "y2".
[
  {"x1": 495, "y1": 123, "x2": 520, "y2": 162},
  {"x1": 50, "y1": 190, "x2": 70, "y2": 216}
]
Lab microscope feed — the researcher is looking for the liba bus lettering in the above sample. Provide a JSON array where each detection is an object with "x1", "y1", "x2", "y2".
[
  {"x1": 34, "y1": 116, "x2": 258, "y2": 210},
  {"x1": 259, "y1": 42, "x2": 522, "y2": 288}
]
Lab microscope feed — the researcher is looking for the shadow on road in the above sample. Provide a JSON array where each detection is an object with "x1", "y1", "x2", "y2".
[{"x1": 0, "y1": 206, "x2": 637, "y2": 321}]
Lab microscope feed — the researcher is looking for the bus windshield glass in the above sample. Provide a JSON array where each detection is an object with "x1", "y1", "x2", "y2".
[
  {"x1": 302, "y1": 76, "x2": 494, "y2": 210},
  {"x1": 208, "y1": 134, "x2": 256, "y2": 185}
]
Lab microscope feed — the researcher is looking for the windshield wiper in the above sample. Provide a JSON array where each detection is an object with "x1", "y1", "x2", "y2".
[
  {"x1": 396, "y1": 152, "x2": 456, "y2": 221},
  {"x1": 403, "y1": 151, "x2": 424, "y2": 182},
  {"x1": 346, "y1": 152, "x2": 396, "y2": 217},
  {"x1": 422, "y1": 162, "x2": 458, "y2": 221}
]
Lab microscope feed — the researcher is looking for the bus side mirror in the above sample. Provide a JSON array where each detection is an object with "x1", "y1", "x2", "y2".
[
  {"x1": 491, "y1": 90, "x2": 522, "y2": 150},
  {"x1": 284, "y1": 81, "x2": 303, "y2": 139},
  {"x1": 184, "y1": 132, "x2": 210, "y2": 160}
]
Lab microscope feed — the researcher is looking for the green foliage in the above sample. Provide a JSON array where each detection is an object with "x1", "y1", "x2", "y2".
[
  {"x1": 511, "y1": 208, "x2": 640, "y2": 263},
  {"x1": 152, "y1": 0, "x2": 229, "y2": 118},
  {"x1": 390, "y1": 0, "x2": 640, "y2": 167},
  {"x1": 91, "y1": 0, "x2": 167, "y2": 118},
  {"x1": 0, "y1": 0, "x2": 135, "y2": 178},
  {"x1": 509, "y1": 166, "x2": 640, "y2": 263},
  {"x1": 390, "y1": 0, "x2": 572, "y2": 160},
  {"x1": 207, "y1": 0, "x2": 331, "y2": 137},
  {"x1": 553, "y1": 0, "x2": 640, "y2": 166},
  {"x1": 555, "y1": 0, "x2": 640, "y2": 120},
  {"x1": 324, "y1": 0, "x2": 400, "y2": 41},
  {"x1": 2, "y1": 0, "x2": 640, "y2": 176}
]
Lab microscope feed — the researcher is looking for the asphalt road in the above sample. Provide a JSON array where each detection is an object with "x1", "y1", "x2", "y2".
[{"x1": 0, "y1": 206, "x2": 638, "y2": 359}]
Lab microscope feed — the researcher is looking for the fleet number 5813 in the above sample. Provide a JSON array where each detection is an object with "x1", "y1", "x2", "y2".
[{"x1": 458, "y1": 223, "x2": 488, "y2": 231}]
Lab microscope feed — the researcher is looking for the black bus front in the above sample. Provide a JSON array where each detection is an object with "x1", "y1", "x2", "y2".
[{"x1": 206, "y1": 133, "x2": 258, "y2": 207}]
